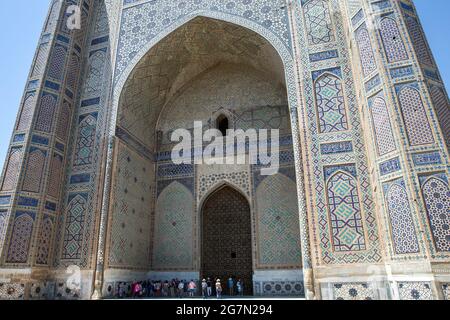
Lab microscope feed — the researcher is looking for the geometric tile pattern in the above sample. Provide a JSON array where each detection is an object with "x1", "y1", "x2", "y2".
[
  {"x1": 404, "y1": 16, "x2": 433, "y2": 66},
  {"x1": 443, "y1": 284, "x2": 450, "y2": 300},
  {"x1": 326, "y1": 170, "x2": 366, "y2": 252},
  {"x1": 398, "y1": 282, "x2": 434, "y2": 300},
  {"x1": 303, "y1": 0, "x2": 335, "y2": 45},
  {"x1": 198, "y1": 171, "x2": 249, "y2": 201},
  {"x1": 47, "y1": 153, "x2": 63, "y2": 199},
  {"x1": 1, "y1": 147, "x2": 23, "y2": 191},
  {"x1": 22, "y1": 148, "x2": 46, "y2": 193},
  {"x1": 332, "y1": 283, "x2": 375, "y2": 300},
  {"x1": 355, "y1": 24, "x2": 377, "y2": 77},
  {"x1": 6, "y1": 212, "x2": 34, "y2": 264},
  {"x1": 153, "y1": 181, "x2": 194, "y2": 270},
  {"x1": 74, "y1": 114, "x2": 97, "y2": 167},
  {"x1": 314, "y1": 74, "x2": 348, "y2": 133},
  {"x1": 55, "y1": 101, "x2": 71, "y2": 141},
  {"x1": 369, "y1": 95, "x2": 396, "y2": 156},
  {"x1": 256, "y1": 174, "x2": 302, "y2": 267},
  {"x1": 384, "y1": 180, "x2": 420, "y2": 255},
  {"x1": 34, "y1": 93, "x2": 57, "y2": 133},
  {"x1": 16, "y1": 93, "x2": 36, "y2": 132},
  {"x1": 36, "y1": 216, "x2": 54, "y2": 265},
  {"x1": 429, "y1": 85, "x2": 450, "y2": 149},
  {"x1": 420, "y1": 175, "x2": 450, "y2": 252},
  {"x1": 0, "y1": 283, "x2": 25, "y2": 300},
  {"x1": 379, "y1": 17, "x2": 408, "y2": 63},
  {"x1": 260, "y1": 281, "x2": 304, "y2": 297},
  {"x1": 397, "y1": 86, "x2": 434, "y2": 146},
  {"x1": 108, "y1": 143, "x2": 153, "y2": 269},
  {"x1": 62, "y1": 194, "x2": 87, "y2": 260},
  {"x1": 47, "y1": 44, "x2": 67, "y2": 80}
]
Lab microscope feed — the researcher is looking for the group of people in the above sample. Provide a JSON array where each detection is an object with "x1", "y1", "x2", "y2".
[{"x1": 115, "y1": 277, "x2": 244, "y2": 299}]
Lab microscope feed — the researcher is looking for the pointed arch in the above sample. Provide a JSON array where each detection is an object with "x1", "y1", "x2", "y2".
[
  {"x1": 153, "y1": 181, "x2": 194, "y2": 269},
  {"x1": 385, "y1": 182, "x2": 420, "y2": 255},
  {"x1": 1, "y1": 147, "x2": 23, "y2": 191},
  {"x1": 256, "y1": 173, "x2": 302, "y2": 267},
  {"x1": 22, "y1": 148, "x2": 46, "y2": 193},
  {"x1": 355, "y1": 24, "x2": 377, "y2": 77},
  {"x1": 326, "y1": 170, "x2": 366, "y2": 252},
  {"x1": 421, "y1": 176, "x2": 450, "y2": 252},
  {"x1": 314, "y1": 72, "x2": 348, "y2": 133},
  {"x1": 35, "y1": 93, "x2": 57, "y2": 133},
  {"x1": 36, "y1": 216, "x2": 54, "y2": 265},
  {"x1": 398, "y1": 86, "x2": 434, "y2": 146},
  {"x1": 379, "y1": 17, "x2": 408, "y2": 63},
  {"x1": 6, "y1": 213, "x2": 34, "y2": 263},
  {"x1": 370, "y1": 96, "x2": 396, "y2": 156}
]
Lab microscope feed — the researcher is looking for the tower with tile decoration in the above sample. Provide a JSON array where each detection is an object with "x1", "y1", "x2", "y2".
[{"x1": 0, "y1": 0, "x2": 448, "y2": 300}]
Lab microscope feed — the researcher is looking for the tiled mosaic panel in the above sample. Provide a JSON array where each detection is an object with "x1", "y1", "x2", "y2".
[
  {"x1": 16, "y1": 93, "x2": 36, "y2": 132},
  {"x1": 355, "y1": 24, "x2": 377, "y2": 77},
  {"x1": 420, "y1": 175, "x2": 450, "y2": 252},
  {"x1": 6, "y1": 212, "x2": 35, "y2": 264},
  {"x1": 62, "y1": 194, "x2": 88, "y2": 260},
  {"x1": 55, "y1": 101, "x2": 71, "y2": 141},
  {"x1": 153, "y1": 181, "x2": 194, "y2": 270},
  {"x1": 326, "y1": 170, "x2": 366, "y2": 252},
  {"x1": 34, "y1": 93, "x2": 57, "y2": 133},
  {"x1": 22, "y1": 148, "x2": 46, "y2": 193},
  {"x1": 369, "y1": 95, "x2": 396, "y2": 156},
  {"x1": 295, "y1": 0, "x2": 381, "y2": 265},
  {"x1": 332, "y1": 283, "x2": 374, "y2": 300},
  {"x1": 397, "y1": 85, "x2": 434, "y2": 146},
  {"x1": 81, "y1": 49, "x2": 107, "y2": 95},
  {"x1": 384, "y1": 180, "x2": 419, "y2": 255},
  {"x1": 255, "y1": 173, "x2": 301, "y2": 267},
  {"x1": 429, "y1": 85, "x2": 450, "y2": 149},
  {"x1": 1, "y1": 147, "x2": 23, "y2": 191},
  {"x1": 47, "y1": 44, "x2": 68, "y2": 80},
  {"x1": 443, "y1": 284, "x2": 450, "y2": 300},
  {"x1": 234, "y1": 105, "x2": 291, "y2": 132},
  {"x1": 0, "y1": 283, "x2": 25, "y2": 300},
  {"x1": 55, "y1": 282, "x2": 80, "y2": 300},
  {"x1": 36, "y1": 216, "x2": 54, "y2": 265},
  {"x1": 30, "y1": 282, "x2": 54, "y2": 300},
  {"x1": 404, "y1": 15, "x2": 433, "y2": 66},
  {"x1": 260, "y1": 281, "x2": 304, "y2": 297},
  {"x1": 379, "y1": 17, "x2": 408, "y2": 63},
  {"x1": 398, "y1": 282, "x2": 434, "y2": 300},
  {"x1": 116, "y1": 0, "x2": 291, "y2": 80},
  {"x1": 74, "y1": 113, "x2": 98, "y2": 167},
  {"x1": 0, "y1": 210, "x2": 9, "y2": 252},
  {"x1": 198, "y1": 171, "x2": 250, "y2": 201},
  {"x1": 314, "y1": 73, "x2": 348, "y2": 133},
  {"x1": 107, "y1": 143, "x2": 153, "y2": 269},
  {"x1": 302, "y1": 0, "x2": 335, "y2": 45},
  {"x1": 47, "y1": 153, "x2": 64, "y2": 199}
]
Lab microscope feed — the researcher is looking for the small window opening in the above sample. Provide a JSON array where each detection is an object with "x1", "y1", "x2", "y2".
[
  {"x1": 216, "y1": 115, "x2": 229, "y2": 136},
  {"x1": 231, "y1": 252, "x2": 237, "y2": 259}
]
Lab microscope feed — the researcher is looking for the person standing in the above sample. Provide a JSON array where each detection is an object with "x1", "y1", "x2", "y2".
[
  {"x1": 201, "y1": 279, "x2": 208, "y2": 299},
  {"x1": 206, "y1": 278, "x2": 212, "y2": 297},
  {"x1": 228, "y1": 277, "x2": 234, "y2": 296},
  {"x1": 178, "y1": 280, "x2": 185, "y2": 298},
  {"x1": 237, "y1": 279, "x2": 243, "y2": 296},
  {"x1": 216, "y1": 279, "x2": 223, "y2": 299},
  {"x1": 188, "y1": 280, "x2": 196, "y2": 297}
]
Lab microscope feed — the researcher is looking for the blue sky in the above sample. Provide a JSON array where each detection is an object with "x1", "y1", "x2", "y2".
[{"x1": 0, "y1": 1, "x2": 449, "y2": 165}]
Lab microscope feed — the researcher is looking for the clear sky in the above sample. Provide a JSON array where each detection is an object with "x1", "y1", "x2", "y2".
[{"x1": 0, "y1": 1, "x2": 449, "y2": 166}]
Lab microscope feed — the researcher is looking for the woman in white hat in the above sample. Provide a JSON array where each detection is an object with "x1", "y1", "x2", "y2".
[{"x1": 215, "y1": 279, "x2": 222, "y2": 299}]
